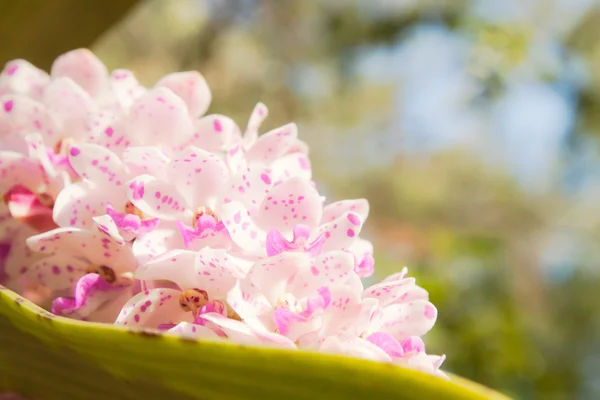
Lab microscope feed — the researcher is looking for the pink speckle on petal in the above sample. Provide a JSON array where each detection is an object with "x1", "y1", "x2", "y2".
[
  {"x1": 424, "y1": 304, "x2": 436, "y2": 319},
  {"x1": 347, "y1": 214, "x2": 360, "y2": 226},
  {"x1": 299, "y1": 157, "x2": 310, "y2": 170},
  {"x1": 214, "y1": 119, "x2": 223, "y2": 132},
  {"x1": 346, "y1": 229, "x2": 355, "y2": 238},
  {"x1": 70, "y1": 147, "x2": 80, "y2": 156},
  {"x1": 260, "y1": 173, "x2": 271, "y2": 185},
  {"x1": 3, "y1": 100, "x2": 13, "y2": 112},
  {"x1": 132, "y1": 182, "x2": 145, "y2": 200}
]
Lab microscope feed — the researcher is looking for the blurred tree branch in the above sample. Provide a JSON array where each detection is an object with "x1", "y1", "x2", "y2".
[{"x1": 0, "y1": 0, "x2": 139, "y2": 70}]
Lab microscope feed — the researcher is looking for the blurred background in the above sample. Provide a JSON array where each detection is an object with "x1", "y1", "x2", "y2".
[{"x1": 2, "y1": 0, "x2": 600, "y2": 398}]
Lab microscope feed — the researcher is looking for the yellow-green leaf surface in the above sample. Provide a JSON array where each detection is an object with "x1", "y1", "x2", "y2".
[{"x1": 0, "y1": 286, "x2": 511, "y2": 400}]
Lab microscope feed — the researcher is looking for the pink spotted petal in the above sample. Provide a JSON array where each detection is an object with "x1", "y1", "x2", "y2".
[
  {"x1": 321, "y1": 199, "x2": 369, "y2": 224},
  {"x1": 126, "y1": 87, "x2": 194, "y2": 148},
  {"x1": 363, "y1": 277, "x2": 428, "y2": 307},
  {"x1": 27, "y1": 227, "x2": 104, "y2": 253},
  {"x1": 122, "y1": 146, "x2": 170, "y2": 180},
  {"x1": 85, "y1": 111, "x2": 130, "y2": 154},
  {"x1": 68, "y1": 143, "x2": 127, "y2": 186},
  {"x1": 52, "y1": 273, "x2": 130, "y2": 318},
  {"x1": 400, "y1": 336, "x2": 426, "y2": 355},
  {"x1": 226, "y1": 279, "x2": 272, "y2": 320},
  {"x1": 319, "y1": 334, "x2": 391, "y2": 362},
  {"x1": 195, "y1": 247, "x2": 245, "y2": 298},
  {"x1": 349, "y1": 297, "x2": 379, "y2": 336},
  {"x1": 219, "y1": 201, "x2": 266, "y2": 257},
  {"x1": 242, "y1": 102, "x2": 269, "y2": 149},
  {"x1": 155, "y1": 71, "x2": 211, "y2": 118},
  {"x1": 134, "y1": 249, "x2": 200, "y2": 291},
  {"x1": 107, "y1": 69, "x2": 146, "y2": 109},
  {"x1": 254, "y1": 177, "x2": 322, "y2": 233},
  {"x1": 168, "y1": 146, "x2": 228, "y2": 208},
  {"x1": 289, "y1": 251, "x2": 355, "y2": 300},
  {"x1": 0, "y1": 151, "x2": 44, "y2": 195},
  {"x1": 218, "y1": 163, "x2": 274, "y2": 211},
  {"x1": 273, "y1": 307, "x2": 321, "y2": 342},
  {"x1": 316, "y1": 211, "x2": 364, "y2": 253},
  {"x1": 366, "y1": 332, "x2": 404, "y2": 358},
  {"x1": 131, "y1": 227, "x2": 183, "y2": 264},
  {"x1": 0, "y1": 94, "x2": 59, "y2": 140},
  {"x1": 126, "y1": 175, "x2": 189, "y2": 220},
  {"x1": 270, "y1": 152, "x2": 312, "y2": 183},
  {"x1": 225, "y1": 142, "x2": 247, "y2": 174},
  {"x1": 320, "y1": 284, "x2": 362, "y2": 337},
  {"x1": 345, "y1": 272, "x2": 364, "y2": 294},
  {"x1": 93, "y1": 214, "x2": 126, "y2": 243},
  {"x1": 199, "y1": 312, "x2": 296, "y2": 349},
  {"x1": 26, "y1": 226, "x2": 136, "y2": 275},
  {"x1": 349, "y1": 238, "x2": 375, "y2": 278},
  {"x1": 24, "y1": 133, "x2": 70, "y2": 190},
  {"x1": 371, "y1": 300, "x2": 437, "y2": 340},
  {"x1": 247, "y1": 325, "x2": 298, "y2": 349},
  {"x1": 114, "y1": 288, "x2": 191, "y2": 328},
  {"x1": 245, "y1": 123, "x2": 298, "y2": 165},
  {"x1": 286, "y1": 139, "x2": 310, "y2": 155},
  {"x1": 174, "y1": 115, "x2": 236, "y2": 153},
  {"x1": 196, "y1": 312, "x2": 252, "y2": 343},
  {"x1": 53, "y1": 183, "x2": 124, "y2": 229},
  {"x1": 0, "y1": 59, "x2": 49, "y2": 99},
  {"x1": 167, "y1": 322, "x2": 221, "y2": 340},
  {"x1": 247, "y1": 252, "x2": 308, "y2": 304},
  {"x1": 27, "y1": 254, "x2": 88, "y2": 291},
  {"x1": 50, "y1": 49, "x2": 108, "y2": 96},
  {"x1": 43, "y1": 77, "x2": 97, "y2": 138}
]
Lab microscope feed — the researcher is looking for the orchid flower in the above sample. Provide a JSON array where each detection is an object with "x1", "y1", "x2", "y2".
[
  {"x1": 219, "y1": 178, "x2": 370, "y2": 264},
  {"x1": 51, "y1": 143, "x2": 162, "y2": 241},
  {"x1": 113, "y1": 248, "x2": 247, "y2": 330},
  {"x1": 24, "y1": 217, "x2": 138, "y2": 322}
]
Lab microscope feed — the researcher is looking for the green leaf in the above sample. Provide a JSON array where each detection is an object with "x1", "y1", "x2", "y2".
[{"x1": 0, "y1": 286, "x2": 511, "y2": 400}]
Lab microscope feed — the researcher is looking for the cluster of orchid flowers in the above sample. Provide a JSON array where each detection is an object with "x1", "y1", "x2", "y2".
[{"x1": 0, "y1": 49, "x2": 446, "y2": 378}]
